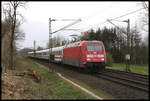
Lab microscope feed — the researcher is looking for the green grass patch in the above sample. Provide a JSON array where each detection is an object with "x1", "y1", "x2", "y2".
[
  {"x1": 106, "y1": 63, "x2": 149, "y2": 75},
  {"x1": 2, "y1": 72, "x2": 6, "y2": 76},
  {"x1": 14, "y1": 56, "x2": 100, "y2": 99}
]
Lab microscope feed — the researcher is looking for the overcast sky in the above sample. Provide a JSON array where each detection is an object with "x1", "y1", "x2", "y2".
[{"x1": 2, "y1": 1, "x2": 148, "y2": 49}]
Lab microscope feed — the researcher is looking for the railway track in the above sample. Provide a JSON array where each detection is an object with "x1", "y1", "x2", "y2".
[
  {"x1": 31, "y1": 58, "x2": 149, "y2": 92},
  {"x1": 95, "y1": 69, "x2": 149, "y2": 92},
  {"x1": 104, "y1": 69, "x2": 148, "y2": 80}
]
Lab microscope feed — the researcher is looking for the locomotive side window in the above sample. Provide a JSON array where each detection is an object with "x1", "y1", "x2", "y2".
[
  {"x1": 86, "y1": 45, "x2": 103, "y2": 52},
  {"x1": 43, "y1": 52, "x2": 46, "y2": 56},
  {"x1": 46, "y1": 52, "x2": 49, "y2": 56}
]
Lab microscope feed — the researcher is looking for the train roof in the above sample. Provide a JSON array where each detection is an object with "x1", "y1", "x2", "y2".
[
  {"x1": 36, "y1": 49, "x2": 49, "y2": 53},
  {"x1": 52, "y1": 46, "x2": 64, "y2": 52},
  {"x1": 28, "y1": 51, "x2": 34, "y2": 54},
  {"x1": 65, "y1": 40, "x2": 103, "y2": 48},
  {"x1": 83, "y1": 40, "x2": 103, "y2": 43},
  {"x1": 28, "y1": 46, "x2": 64, "y2": 54},
  {"x1": 28, "y1": 41, "x2": 103, "y2": 54}
]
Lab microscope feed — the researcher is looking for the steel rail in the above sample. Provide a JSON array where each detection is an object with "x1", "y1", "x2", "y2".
[{"x1": 94, "y1": 73, "x2": 149, "y2": 92}]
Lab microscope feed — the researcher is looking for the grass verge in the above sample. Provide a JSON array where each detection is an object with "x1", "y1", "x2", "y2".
[
  {"x1": 13, "y1": 56, "x2": 101, "y2": 99},
  {"x1": 106, "y1": 63, "x2": 149, "y2": 75}
]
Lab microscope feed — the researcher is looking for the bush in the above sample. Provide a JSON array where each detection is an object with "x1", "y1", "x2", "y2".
[{"x1": 106, "y1": 52, "x2": 114, "y2": 66}]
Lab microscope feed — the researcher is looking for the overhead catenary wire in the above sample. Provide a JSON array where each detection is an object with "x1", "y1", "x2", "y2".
[
  {"x1": 109, "y1": 7, "x2": 145, "y2": 21},
  {"x1": 51, "y1": 19, "x2": 81, "y2": 34},
  {"x1": 105, "y1": 7, "x2": 146, "y2": 39},
  {"x1": 95, "y1": 7, "x2": 145, "y2": 37},
  {"x1": 107, "y1": 19, "x2": 127, "y2": 34},
  {"x1": 80, "y1": 7, "x2": 145, "y2": 33},
  {"x1": 110, "y1": 19, "x2": 128, "y2": 22},
  {"x1": 55, "y1": 19, "x2": 81, "y2": 21}
]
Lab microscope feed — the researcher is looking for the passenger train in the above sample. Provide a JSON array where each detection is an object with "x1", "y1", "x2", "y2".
[{"x1": 28, "y1": 41, "x2": 107, "y2": 72}]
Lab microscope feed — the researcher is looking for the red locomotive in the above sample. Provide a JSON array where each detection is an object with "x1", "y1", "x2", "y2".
[{"x1": 28, "y1": 40, "x2": 107, "y2": 72}]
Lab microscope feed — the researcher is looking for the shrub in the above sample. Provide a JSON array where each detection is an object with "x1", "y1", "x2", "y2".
[{"x1": 106, "y1": 52, "x2": 114, "y2": 66}]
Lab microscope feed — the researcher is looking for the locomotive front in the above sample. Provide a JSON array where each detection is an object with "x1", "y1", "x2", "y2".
[{"x1": 82, "y1": 41, "x2": 106, "y2": 72}]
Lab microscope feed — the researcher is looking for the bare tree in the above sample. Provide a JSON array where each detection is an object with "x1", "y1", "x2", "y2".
[
  {"x1": 138, "y1": 2, "x2": 148, "y2": 32},
  {"x1": 2, "y1": 1, "x2": 26, "y2": 70}
]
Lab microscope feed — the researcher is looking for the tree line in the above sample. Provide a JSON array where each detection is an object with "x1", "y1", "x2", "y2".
[{"x1": 79, "y1": 25, "x2": 148, "y2": 65}]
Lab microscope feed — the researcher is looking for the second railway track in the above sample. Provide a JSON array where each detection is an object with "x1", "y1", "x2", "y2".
[
  {"x1": 104, "y1": 69, "x2": 149, "y2": 80},
  {"x1": 94, "y1": 69, "x2": 149, "y2": 92}
]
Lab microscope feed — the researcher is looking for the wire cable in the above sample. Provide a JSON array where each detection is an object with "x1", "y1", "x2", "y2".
[{"x1": 110, "y1": 7, "x2": 145, "y2": 21}]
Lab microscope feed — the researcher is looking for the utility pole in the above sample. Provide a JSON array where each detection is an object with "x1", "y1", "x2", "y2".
[
  {"x1": 124, "y1": 19, "x2": 130, "y2": 54},
  {"x1": 107, "y1": 19, "x2": 131, "y2": 72},
  {"x1": 34, "y1": 40, "x2": 36, "y2": 57},
  {"x1": 125, "y1": 19, "x2": 131, "y2": 72},
  {"x1": 49, "y1": 18, "x2": 55, "y2": 72}
]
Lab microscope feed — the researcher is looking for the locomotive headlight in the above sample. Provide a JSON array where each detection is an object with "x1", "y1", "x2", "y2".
[
  {"x1": 87, "y1": 54, "x2": 93, "y2": 57},
  {"x1": 97, "y1": 54, "x2": 104, "y2": 57},
  {"x1": 87, "y1": 58, "x2": 91, "y2": 61},
  {"x1": 101, "y1": 58, "x2": 104, "y2": 61}
]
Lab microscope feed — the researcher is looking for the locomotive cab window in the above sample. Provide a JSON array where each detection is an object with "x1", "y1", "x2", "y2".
[{"x1": 86, "y1": 45, "x2": 103, "y2": 52}]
